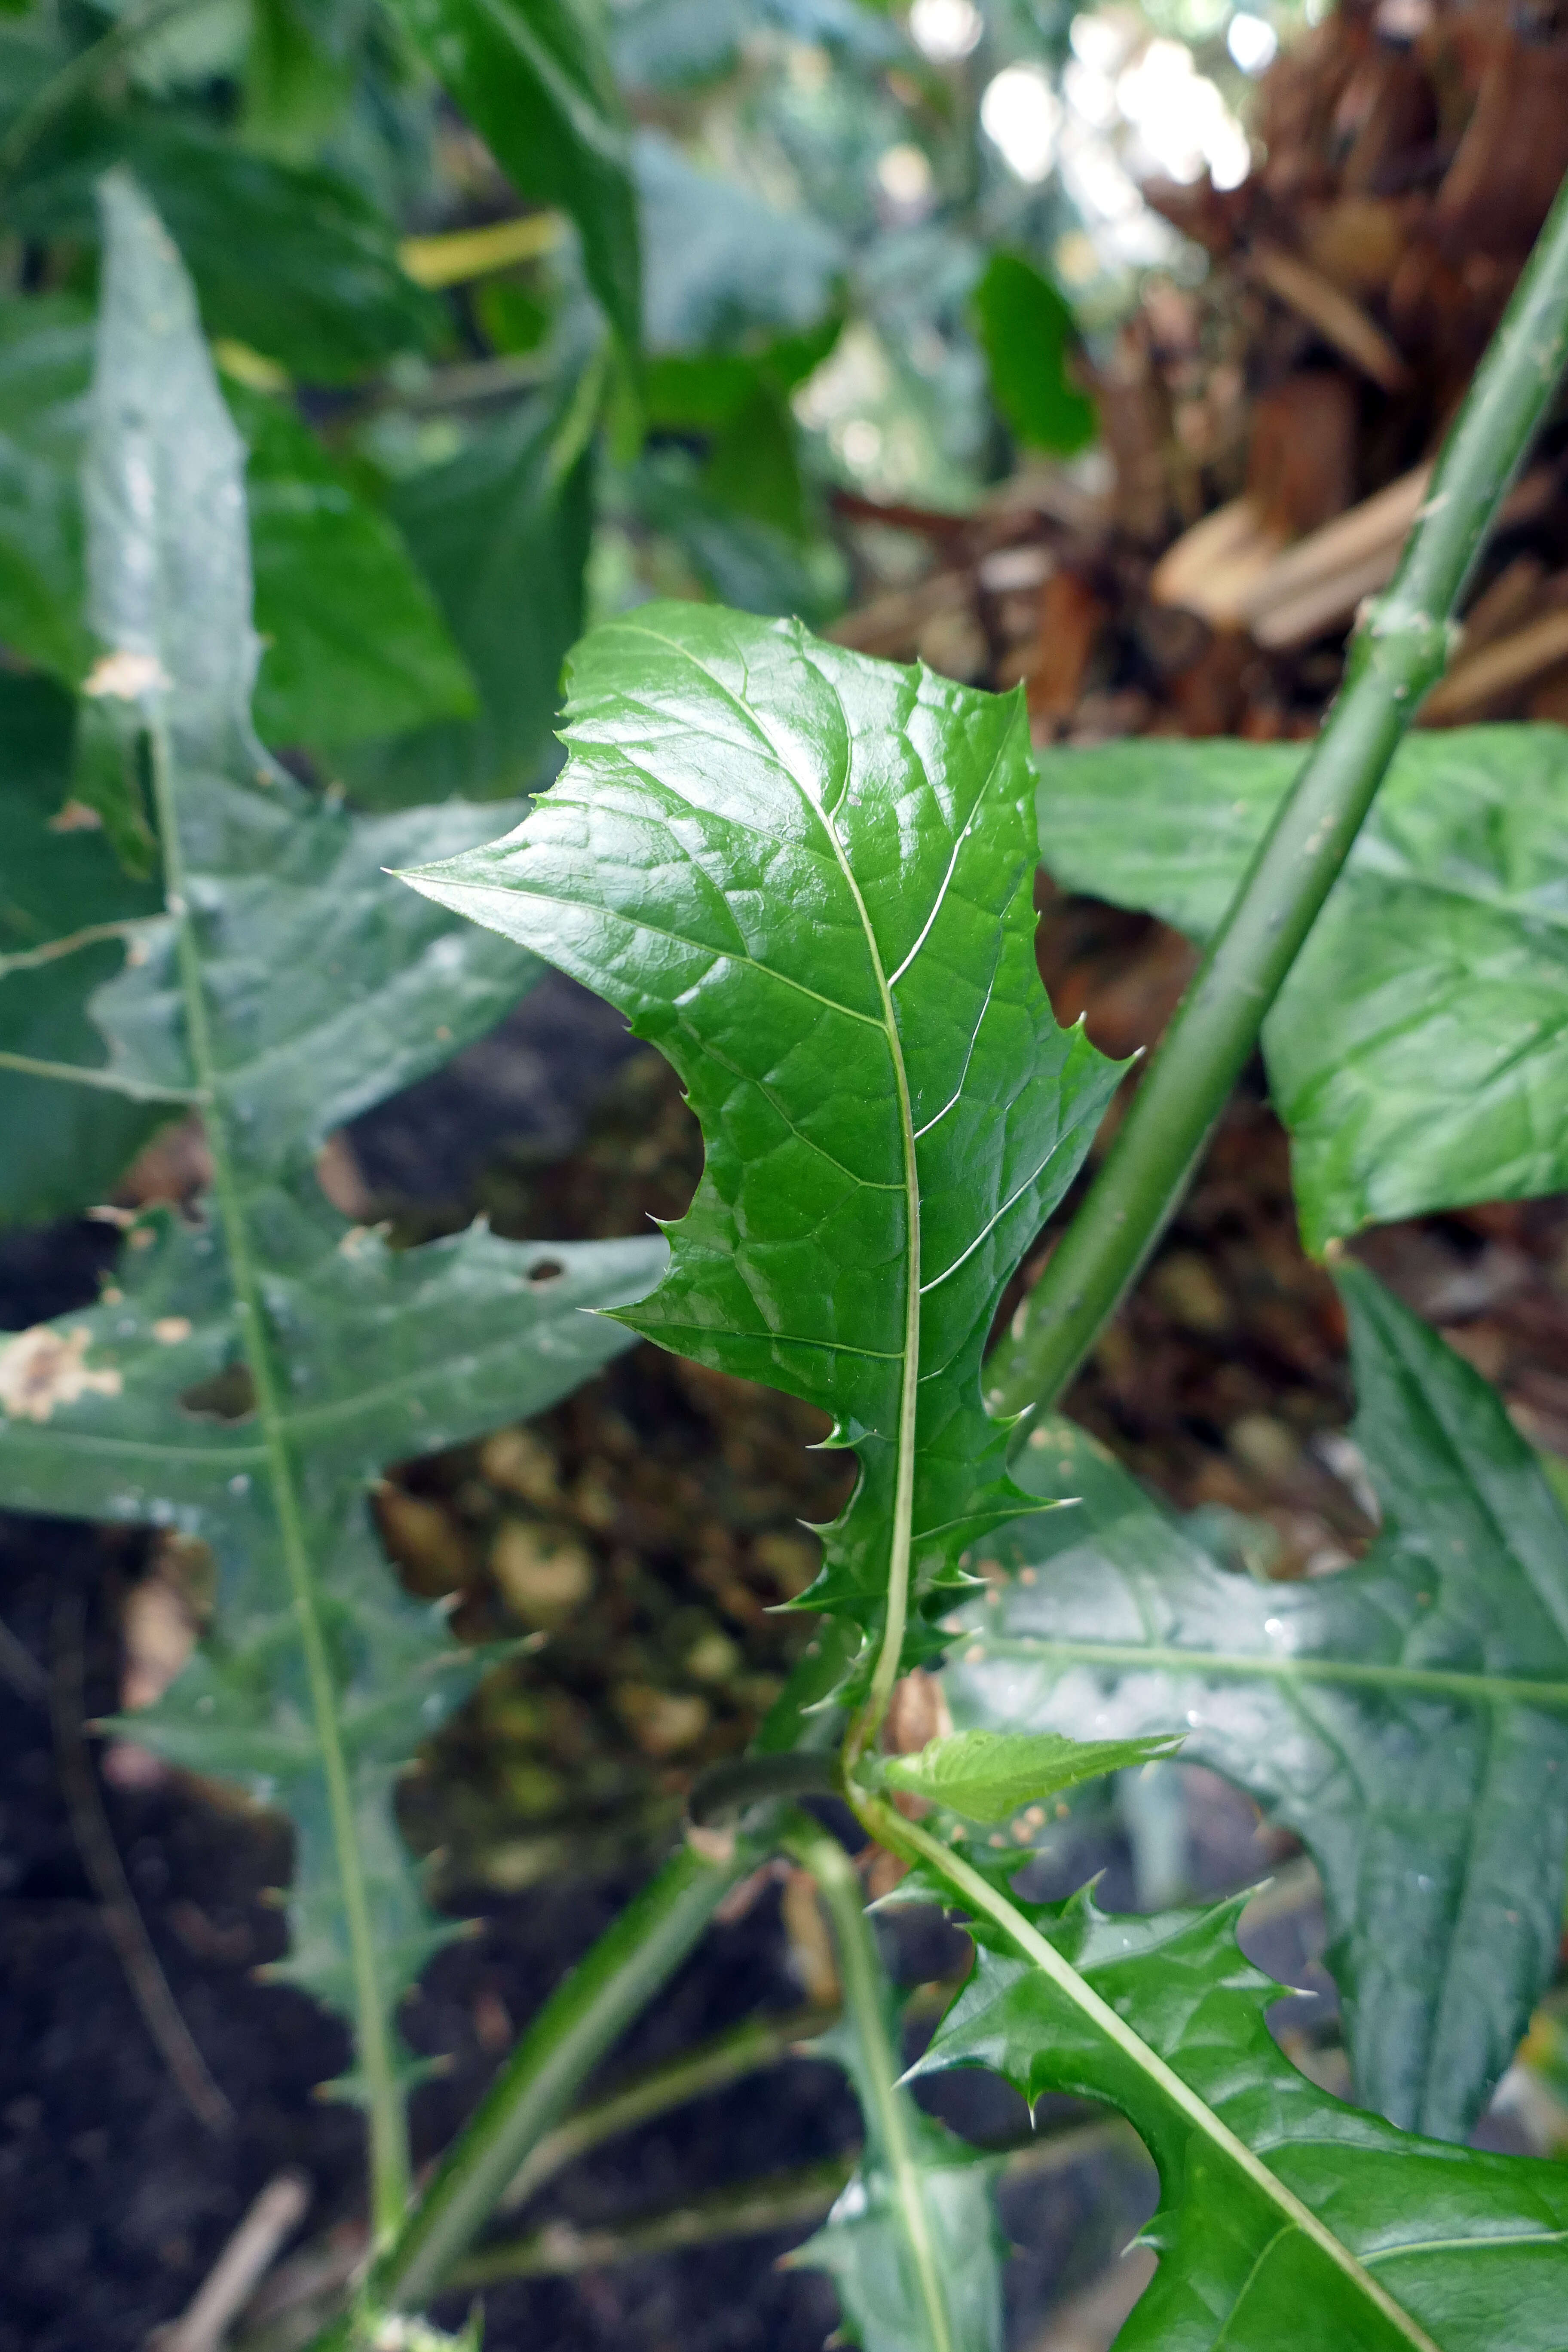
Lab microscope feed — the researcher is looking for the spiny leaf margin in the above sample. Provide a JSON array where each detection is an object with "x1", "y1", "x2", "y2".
[
  {"x1": 401, "y1": 601, "x2": 1122, "y2": 1693},
  {"x1": 906, "y1": 1861, "x2": 1568, "y2": 2351}
]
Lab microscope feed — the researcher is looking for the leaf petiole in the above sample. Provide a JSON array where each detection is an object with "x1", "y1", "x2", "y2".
[{"x1": 783, "y1": 1812, "x2": 958, "y2": 2352}]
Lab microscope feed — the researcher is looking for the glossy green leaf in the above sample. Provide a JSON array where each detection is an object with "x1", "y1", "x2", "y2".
[
  {"x1": 345, "y1": 387, "x2": 592, "y2": 805},
  {"x1": 972, "y1": 252, "x2": 1096, "y2": 457},
  {"x1": 378, "y1": 0, "x2": 640, "y2": 349},
  {"x1": 0, "y1": 176, "x2": 662, "y2": 2159},
  {"x1": 1037, "y1": 729, "x2": 1568, "y2": 1249},
  {"x1": 402, "y1": 601, "x2": 1121, "y2": 1691},
  {"x1": 910, "y1": 1874, "x2": 1568, "y2": 2350},
  {"x1": 880, "y1": 1727, "x2": 1182, "y2": 1824},
  {"x1": 233, "y1": 381, "x2": 477, "y2": 750},
  {"x1": 946, "y1": 1264, "x2": 1568, "y2": 2141}
]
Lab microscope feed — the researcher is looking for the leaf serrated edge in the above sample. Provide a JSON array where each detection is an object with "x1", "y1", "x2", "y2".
[{"x1": 859, "y1": 1796, "x2": 1444, "y2": 2352}]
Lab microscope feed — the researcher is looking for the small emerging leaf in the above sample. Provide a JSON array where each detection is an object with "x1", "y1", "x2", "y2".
[{"x1": 880, "y1": 1727, "x2": 1182, "y2": 1824}]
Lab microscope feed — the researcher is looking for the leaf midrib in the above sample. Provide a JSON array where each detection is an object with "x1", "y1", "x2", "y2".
[
  {"x1": 892, "y1": 1807, "x2": 1444, "y2": 2352},
  {"x1": 972, "y1": 1632, "x2": 1568, "y2": 1710},
  {"x1": 145, "y1": 698, "x2": 411, "y2": 2227},
  {"x1": 608, "y1": 621, "x2": 928, "y2": 1729}
]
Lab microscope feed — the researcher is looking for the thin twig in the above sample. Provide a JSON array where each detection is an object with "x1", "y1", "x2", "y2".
[
  {"x1": 1248, "y1": 244, "x2": 1410, "y2": 392},
  {"x1": 450, "y1": 2116, "x2": 1141, "y2": 2288},
  {"x1": 50, "y1": 1591, "x2": 233, "y2": 2134},
  {"x1": 499, "y1": 2002, "x2": 840, "y2": 2211},
  {"x1": 156, "y1": 2173, "x2": 312, "y2": 2352}
]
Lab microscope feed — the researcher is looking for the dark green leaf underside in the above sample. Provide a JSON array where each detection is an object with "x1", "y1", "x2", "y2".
[
  {"x1": 1036, "y1": 729, "x2": 1568, "y2": 1248},
  {"x1": 946, "y1": 1263, "x2": 1568, "y2": 2140}
]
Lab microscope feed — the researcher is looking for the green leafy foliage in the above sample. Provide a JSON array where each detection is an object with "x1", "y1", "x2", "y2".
[
  {"x1": 637, "y1": 130, "x2": 845, "y2": 352},
  {"x1": 0, "y1": 669, "x2": 168, "y2": 1222},
  {"x1": 1036, "y1": 730, "x2": 1568, "y2": 1248},
  {"x1": 10, "y1": 117, "x2": 439, "y2": 380},
  {"x1": 0, "y1": 176, "x2": 663, "y2": 2138},
  {"x1": 347, "y1": 381, "x2": 593, "y2": 803},
  {"x1": 378, "y1": 0, "x2": 640, "y2": 349},
  {"x1": 0, "y1": 291, "x2": 472, "y2": 748},
  {"x1": 972, "y1": 252, "x2": 1096, "y2": 457},
  {"x1": 880, "y1": 1727, "x2": 1182, "y2": 1824},
  {"x1": 644, "y1": 317, "x2": 842, "y2": 539},
  {"x1": 233, "y1": 380, "x2": 477, "y2": 751},
  {"x1": 946, "y1": 1264, "x2": 1568, "y2": 2142},
  {"x1": 0, "y1": 293, "x2": 92, "y2": 680},
  {"x1": 910, "y1": 1872, "x2": 1568, "y2": 2349},
  {"x1": 402, "y1": 601, "x2": 1121, "y2": 1686}
]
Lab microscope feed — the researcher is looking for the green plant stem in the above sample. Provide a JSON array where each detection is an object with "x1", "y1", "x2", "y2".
[
  {"x1": 145, "y1": 714, "x2": 410, "y2": 2238},
  {"x1": 854, "y1": 1796, "x2": 1442, "y2": 2352},
  {"x1": 455, "y1": 2113, "x2": 1141, "y2": 2287},
  {"x1": 454, "y1": 2157, "x2": 855, "y2": 2285},
  {"x1": 341, "y1": 1838, "x2": 755, "y2": 2331},
  {"x1": 783, "y1": 1812, "x2": 956, "y2": 2352},
  {"x1": 497, "y1": 2003, "x2": 840, "y2": 2212},
  {"x1": 988, "y1": 165, "x2": 1568, "y2": 1421},
  {"x1": 687, "y1": 1749, "x2": 842, "y2": 1825}
]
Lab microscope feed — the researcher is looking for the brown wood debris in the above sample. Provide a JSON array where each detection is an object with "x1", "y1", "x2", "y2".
[{"x1": 827, "y1": 0, "x2": 1568, "y2": 743}]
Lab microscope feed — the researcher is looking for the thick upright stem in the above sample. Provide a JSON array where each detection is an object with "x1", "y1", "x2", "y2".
[
  {"x1": 989, "y1": 166, "x2": 1568, "y2": 1421},
  {"x1": 344, "y1": 1839, "x2": 753, "y2": 2328},
  {"x1": 146, "y1": 718, "x2": 410, "y2": 2235}
]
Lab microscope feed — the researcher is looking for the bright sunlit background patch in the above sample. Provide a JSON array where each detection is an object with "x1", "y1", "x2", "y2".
[
  {"x1": 909, "y1": 0, "x2": 984, "y2": 62},
  {"x1": 1226, "y1": 10, "x2": 1280, "y2": 70},
  {"x1": 974, "y1": 2, "x2": 1268, "y2": 276},
  {"x1": 979, "y1": 64, "x2": 1063, "y2": 184}
]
